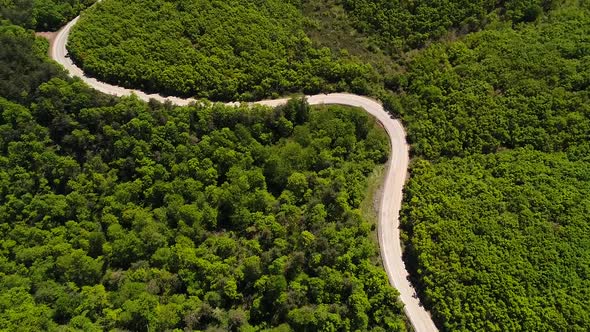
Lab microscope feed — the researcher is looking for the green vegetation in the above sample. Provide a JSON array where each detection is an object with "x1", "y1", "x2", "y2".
[
  {"x1": 397, "y1": 4, "x2": 590, "y2": 160},
  {"x1": 0, "y1": 22, "x2": 65, "y2": 103},
  {"x1": 2, "y1": 0, "x2": 590, "y2": 330},
  {"x1": 66, "y1": 0, "x2": 560, "y2": 102},
  {"x1": 0, "y1": 0, "x2": 94, "y2": 31},
  {"x1": 0, "y1": 24, "x2": 407, "y2": 331},
  {"x1": 359, "y1": 164, "x2": 386, "y2": 229},
  {"x1": 67, "y1": 0, "x2": 380, "y2": 101},
  {"x1": 397, "y1": 4, "x2": 590, "y2": 330},
  {"x1": 339, "y1": 0, "x2": 555, "y2": 53},
  {"x1": 402, "y1": 150, "x2": 590, "y2": 331}
]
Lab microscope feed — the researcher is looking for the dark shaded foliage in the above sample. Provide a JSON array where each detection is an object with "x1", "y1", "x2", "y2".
[
  {"x1": 0, "y1": 0, "x2": 95, "y2": 31},
  {"x1": 338, "y1": 0, "x2": 555, "y2": 53},
  {"x1": 0, "y1": 23, "x2": 63, "y2": 103}
]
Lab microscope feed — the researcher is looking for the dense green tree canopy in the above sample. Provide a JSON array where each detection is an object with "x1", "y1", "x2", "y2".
[
  {"x1": 402, "y1": 150, "x2": 590, "y2": 331},
  {"x1": 2, "y1": 0, "x2": 590, "y2": 330},
  {"x1": 0, "y1": 26, "x2": 406, "y2": 331},
  {"x1": 67, "y1": 0, "x2": 380, "y2": 101},
  {"x1": 0, "y1": 22, "x2": 65, "y2": 103},
  {"x1": 396, "y1": 4, "x2": 590, "y2": 160},
  {"x1": 338, "y1": 0, "x2": 555, "y2": 53},
  {"x1": 0, "y1": 0, "x2": 94, "y2": 31},
  {"x1": 396, "y1": 3, "x2": 590, "y2": 330}
]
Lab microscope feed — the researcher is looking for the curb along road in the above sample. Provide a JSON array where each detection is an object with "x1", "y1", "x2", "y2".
[{"x1": 50, "y1": 6, "x2": 438, "y2": 331}]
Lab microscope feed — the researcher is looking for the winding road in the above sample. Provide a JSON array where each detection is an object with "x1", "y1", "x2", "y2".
[{"x1": 50, "y1": 6, "x2": 438, "y2": 331}]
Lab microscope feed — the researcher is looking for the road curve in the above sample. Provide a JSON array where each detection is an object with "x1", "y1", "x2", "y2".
[{"x1": 50, "y1": 6, "x2": 438, "y2": 332}]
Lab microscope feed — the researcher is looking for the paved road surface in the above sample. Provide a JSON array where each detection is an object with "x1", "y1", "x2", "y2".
[{"x1": 50, "y1": 7, "x2": 438, "y2": 331}]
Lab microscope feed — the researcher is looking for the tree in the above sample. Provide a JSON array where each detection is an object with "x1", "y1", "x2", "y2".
[{"x1": 56, "y1": 250, "x2": 103, "y2": 286}]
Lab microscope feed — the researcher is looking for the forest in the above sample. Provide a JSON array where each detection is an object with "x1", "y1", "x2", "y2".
[
  {"x1": 0, "y1": 0, "x2": 95, "y2": 31},
  {"x1": 1, "y1": 0, "x2": 590, "y2": 330},
  {"x1": 67, "y1": 0, "x2": 380, "y2": 101},
  {"x1": 401, "y1": 150, "x2": 590, "y2": 331},
  {"x1": 64, "y1": 0, "x2": 565, "y2": 101},
  {"x1": 0, "y1": 22, "x2": 407, "y2": 331},
  {"x1": 338, "y1": 0, "x2": 556, "y2": 53},
  {"x1": 396, "y1": 3, "x2": 590, "y2": 331}
]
